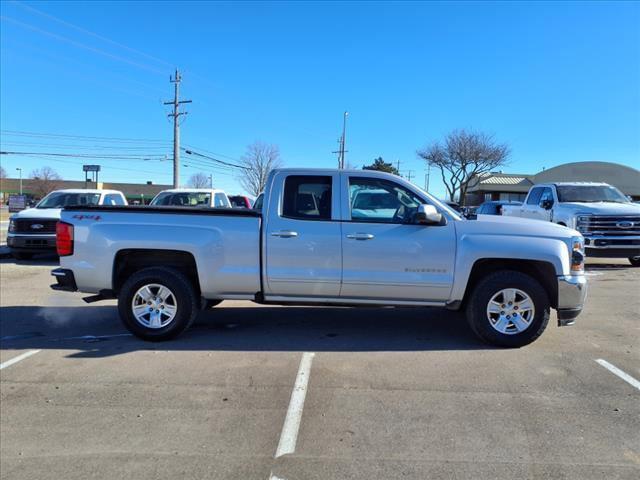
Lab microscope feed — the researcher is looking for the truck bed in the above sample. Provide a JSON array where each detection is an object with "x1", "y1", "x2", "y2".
[{"x1": 59, "y1": 205, "x2": 262, "y2": 297}]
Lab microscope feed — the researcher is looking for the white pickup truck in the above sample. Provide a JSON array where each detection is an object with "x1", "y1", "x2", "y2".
[
  {"x1": 50, "y1": 169, "x2": 587, "y2": 347},
  {"x1": 502, "y1": 182, "x2": 640, "y2": 266},
  {"x1": 8, "y1": 189, "x2": 128, "y2": 260}
]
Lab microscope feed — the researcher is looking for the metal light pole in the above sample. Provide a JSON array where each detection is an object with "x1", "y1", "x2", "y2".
[{"x1": 16, "y1": 167, "x2": 22, "y2": 195}]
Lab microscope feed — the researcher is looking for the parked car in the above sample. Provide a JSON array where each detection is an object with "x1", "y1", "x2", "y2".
[
  {"x1": 502, "y1": 182, "x2": 640, "y2": 265},
  {"x1": 150, "y1": 189, "x2": 231, "y2": 208},
  {"x1": 7, "y1": 189, "x2": 127, "y2": 260},
  {"x1": 477, "y1": 200, "x2": 523, "y2": 216},
  {"x1": 228, "y1": 195, "x2": 252, "y2": 208},
  {"x1": 51, "y1": 168, "x2": 587, "y2": 347}
]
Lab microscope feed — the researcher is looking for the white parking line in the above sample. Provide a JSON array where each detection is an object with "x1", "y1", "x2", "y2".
[
  {"x1": 275, "y1": 352, "x2": 315, "y2": 458},
  {"x1": 595, "y1": 359, "x2": 640, "y2": 391},
  {"x1": 0, "y1": 349, "x2": 41, "y2": 370}
]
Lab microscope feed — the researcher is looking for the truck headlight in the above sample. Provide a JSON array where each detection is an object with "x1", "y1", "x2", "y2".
[
  {"x1": 8, "y1": 219, "x2": 16, "y2": 233},
  {"x1": 571, "y1": 236, "x2": 585, "y2": 273},
  {"x1": 575, "y1": 214, "x2": 590, "y2": 233}
]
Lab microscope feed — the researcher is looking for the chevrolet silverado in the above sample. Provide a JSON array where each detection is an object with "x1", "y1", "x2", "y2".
[{"x1": 51, "y1": 169, "x2": 588, "y2": 347}]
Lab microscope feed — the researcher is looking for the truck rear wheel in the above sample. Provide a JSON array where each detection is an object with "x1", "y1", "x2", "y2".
[
  {"x1": 118, "y1": 267, "x2": 198, "y2": 341},
  {"x1": 629, "y1": 256, "x2": 640, "y2": 267},
  {"x1": 466, "y1": 270, "x2": 550, "y2": 348}
]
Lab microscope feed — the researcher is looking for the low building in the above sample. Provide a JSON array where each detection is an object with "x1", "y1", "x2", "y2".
[
  {"x1": 466, "y1": 161, "x2": 640, "y2": 205},
  {"x1": 0, "y1": 178, "x2": 173, "y2": 204}
]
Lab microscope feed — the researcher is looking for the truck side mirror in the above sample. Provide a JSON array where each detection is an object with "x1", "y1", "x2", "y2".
[
  {"x1": 541, "y1": 199, "x2": 554, "y2": 210},
  {"x1": 415, "y1": 204, "x2": 442, "y2": 224}
]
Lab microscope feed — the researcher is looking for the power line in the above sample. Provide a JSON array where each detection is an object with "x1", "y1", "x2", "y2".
[
  {"x1": 2, "y1": 155, "x2": 174, "y2": 178},
  {"x1": 1, "y1": 129, "x2": 170, "y2": 144},
  {"x1": 182, "y1": 148, "x2": 247, "y2": 170},
  {"x1": 12, "y1": 0, "x2": 174, "y2": 68},
  {"x1": 182, "y1": 143, "x2": 243, "y2": 163},
  {"x1": 0, "y1": 141, "x2": 171, "y2": 151},
  {"x1": 0, "y1": 150, "x2": 169, "y2": 160},
  {"x1": 0, "y1": 15, "x2": 166, "y2": 75}
]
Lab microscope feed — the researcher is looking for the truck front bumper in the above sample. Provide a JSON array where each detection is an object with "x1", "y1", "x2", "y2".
[
  {"x1": 7, "y1": 233, "x2": 57, "y2": 253},
  {"x1": 584, "y1": 236, "x2": 640, "y2": 258},
  {"x1": 556, "y1": 275, "x2": 587, "y2": 326}
]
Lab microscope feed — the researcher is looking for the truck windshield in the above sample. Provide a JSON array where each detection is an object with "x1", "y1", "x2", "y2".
[
  {"x1": 556, "y1": 185, "x2": 629, "y2": 203},
  {"x1": 37, "y1": 192, "x2": 101, "y2": 208},
  {"x1": 151, "y1": 192, "x2": 211, "y2": 207}
]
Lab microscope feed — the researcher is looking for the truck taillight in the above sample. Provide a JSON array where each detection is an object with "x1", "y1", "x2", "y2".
[{"x1": 56, "y1": 221, "x2": 74, "y2": 256}]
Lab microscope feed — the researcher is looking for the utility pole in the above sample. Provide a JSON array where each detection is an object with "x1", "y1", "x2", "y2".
[
  {"x1": 16, "y1": 167, "x2": 22, "y2": 195},
  {"x1": 405, "y1": 170, "x2": 414, "y2": 183},
  {"x1": 425, "y1": 163, "x2": 431, "y2": 191},
  {"x1": 164, "y1": 69, "x2": 192, "y2": 188},
  {"x1": 340, "y1": 111, "x2": 348, "y2": 169},
  {"x1": 208, "y1": 174, "x2": 213, "y2": 189},
  {"x1": 333, "y1": 112, "x2": 349, "y2": 169}
]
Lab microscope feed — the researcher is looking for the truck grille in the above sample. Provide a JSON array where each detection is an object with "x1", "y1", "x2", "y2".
[
  {"x1": 12, "y1": 219, "x2": 58, "y2": 234},
  {"x1": 576, "y1": 215, "x2": 640, "y2": 236}
]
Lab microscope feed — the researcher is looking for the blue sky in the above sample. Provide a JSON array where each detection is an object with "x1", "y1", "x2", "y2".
[{"x1": 1, "y1": 0, "x2": 639, "y2": 198}]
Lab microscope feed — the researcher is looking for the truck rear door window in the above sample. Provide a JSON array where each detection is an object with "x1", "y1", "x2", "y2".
[{"x1": 283, "y1": 176, "x2": 332, "y2": 220}]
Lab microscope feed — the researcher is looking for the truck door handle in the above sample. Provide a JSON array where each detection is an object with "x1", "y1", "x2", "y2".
[
  {"x1": 346, "y1": 233, "x2": 375, "y2": 240},
  {"x1": 271, "y1": 230, "x2": 298, "y2": 238}
]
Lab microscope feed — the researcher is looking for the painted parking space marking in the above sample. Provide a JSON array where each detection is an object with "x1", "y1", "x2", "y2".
[
  {"x1": 275, "y1": 352, "x2": 315, "y2": 458},
  {"x1": 0, "y1": 349, "x2": 41, "y2": 370},
  {"x1": 595, "y1": 359, "x2": 640, "y2": 391}
]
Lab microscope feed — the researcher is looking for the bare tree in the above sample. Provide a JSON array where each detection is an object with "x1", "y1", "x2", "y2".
[
  {"x1": 0, "y1": 165, "x2": 6, "y2": 179},
  {"x1": 187, "y1": 172, "x2": 211, "y2": 188},
  {"x1": 417, "y1": 129, "x2": 510, "y2": 205},
  {"x1": 238, "y1": 141, "x2": 282, "y2": 196},
  {"x1": 30, "y1": 166, "x2": 62, "y2": 199}
]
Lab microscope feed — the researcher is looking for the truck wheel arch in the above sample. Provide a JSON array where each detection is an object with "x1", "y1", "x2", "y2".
[
  {"x1": 459, "y1": 258, "x2": 558, "y2": 310},
  {"x1": 113, "y1": 249, "x2": 201, "y2": 296}
]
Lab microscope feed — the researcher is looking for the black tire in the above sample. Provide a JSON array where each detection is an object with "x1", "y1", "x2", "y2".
[
  {"x1": 465, "y1": 270, "x2": 550, "y2": 348},
  {"x1": 117, "y1": 267, "x2": 198, "y2": 341},
  {"x1": 629, "y1": 257, "x2": 640, "y2": 267},
  {"x1": 12, "y1": 252, "x2": 34, "y2": 260},
  {"x1": 204, "y1": 299, "x2": 223, "y2": 309}
]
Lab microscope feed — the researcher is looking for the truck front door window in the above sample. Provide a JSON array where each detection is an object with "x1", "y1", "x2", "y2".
[
  {"x1": 349, "y1": 177, "x2": 422, "y2": 224},
  {"x1": 526, "y1": 188, "x2": 543, "y2": 205}
]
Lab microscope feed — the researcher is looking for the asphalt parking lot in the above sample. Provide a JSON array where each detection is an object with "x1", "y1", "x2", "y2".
[{"x1": 1, "y1": 256, "x2": 638, "y2": 480}]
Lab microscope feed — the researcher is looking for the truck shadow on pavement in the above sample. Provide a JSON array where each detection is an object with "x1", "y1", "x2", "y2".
[{"x1": 0, "y1": 304, "x2": 492, "y2": 357}]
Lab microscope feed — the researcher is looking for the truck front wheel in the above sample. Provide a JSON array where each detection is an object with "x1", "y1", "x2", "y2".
[
  {"x1": 118, "y1": 267, "x2": 198, "y2": 341},
  {"x1": 629, "y1": 256, "x2": 640, "y2": 267},
  {"x1": 466, "y1": 270, "x2": 550, "y2": 348}
]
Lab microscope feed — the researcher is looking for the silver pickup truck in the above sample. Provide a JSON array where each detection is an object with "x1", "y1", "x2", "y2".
[{"x1": 51, "y1": 168, "x2": 587, "y2": 347}]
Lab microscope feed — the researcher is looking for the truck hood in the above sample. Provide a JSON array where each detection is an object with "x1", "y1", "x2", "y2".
[
  {"x1": 10, "y1": 208, "x2": 62, "y2": 220},
  {"x1": 558, "y1": 202, "x2": 640, "y2": 215},
  {"x1": 466, "y1": 214, "x2": 579, "y2": 240}
]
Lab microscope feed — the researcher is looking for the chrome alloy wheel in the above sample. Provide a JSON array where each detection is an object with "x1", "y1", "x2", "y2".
[
  {"x1": 131, "y1": 284, "x2": 178, "y2": 329},
  {"x1": 486, "y1": 288, "x2": 535, "y2": 335}
]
